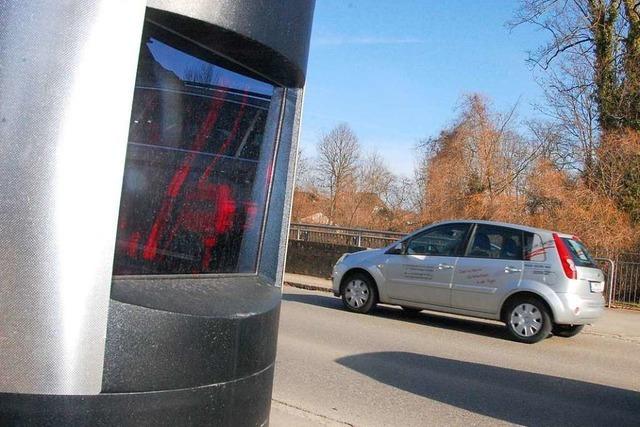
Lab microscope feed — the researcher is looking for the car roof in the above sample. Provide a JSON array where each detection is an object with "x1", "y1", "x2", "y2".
[{"x1": 423, "y1": 219, "x2": 572, "y2": 238}]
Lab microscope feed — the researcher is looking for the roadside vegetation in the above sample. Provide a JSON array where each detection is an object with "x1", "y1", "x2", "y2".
[{"x1": 293, "y1": 0, "x2": 640, "y2": 257}]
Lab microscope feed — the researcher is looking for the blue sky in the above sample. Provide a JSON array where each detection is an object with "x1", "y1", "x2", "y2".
[{"x1": 299, "y1": 0, "x2": 549, "y2": 176}]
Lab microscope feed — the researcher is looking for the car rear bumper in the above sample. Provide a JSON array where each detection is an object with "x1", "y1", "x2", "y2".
[{"x1": 553, "y1": 292, "x2": 605, "y2": 325}]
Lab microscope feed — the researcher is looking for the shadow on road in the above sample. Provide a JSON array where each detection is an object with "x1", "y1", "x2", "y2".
[
  {"x1": 336, "y1": 352, "x2": 640, "y2": 426},
  {"x1": 282, "y1": 291, "x2": 510, "y2": 341}
]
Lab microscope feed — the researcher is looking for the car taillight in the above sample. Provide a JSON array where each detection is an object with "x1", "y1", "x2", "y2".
[{"x1": 553, "y1": 233, "x2": 577, "y2": 279}]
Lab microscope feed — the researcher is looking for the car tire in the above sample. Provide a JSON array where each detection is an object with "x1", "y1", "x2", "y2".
[
  {"x1": 401, "y1": 307, "x2": 422, "y2": 316},
  {"x1": 552, "y1": 324, "x2": 584, "y2": 338},
  {"x1": 341, "y1": 273, "x2": 377, "y2": 314},
  {"x1": 505, "y1": 297, "x2": 552, "y2": 344}
]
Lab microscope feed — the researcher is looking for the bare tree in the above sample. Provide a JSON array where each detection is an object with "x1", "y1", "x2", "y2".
[
  {"x1": 417, "y1": 95, "x2": 548, "y2": 221},
  {"x1": 591, "y1": 129, "x2": 640, "y2": 221},
  {"x1": 511, "y1": 0, "x2": 640, "y2": 131},
  {"x1": 294, "y1": 147, "x2": 315, "y2": 191},
  {"x1": 411, "y1": 148, "x2": 430, "y2": 218},
  {"x1": 533, "y1": 63, "x2": 600, "y2": 172},
  {"x1": 316, "y1": 123, "x2": 361, "y2": 223},
  {"x1": 344, "y1": 151, "x2": 394, "y2": 227},
  {"x1": 357, "y1": 151, "x2": 395, "y2": 209},
  {"x1": 384, "y1": 176, "x2": 417, "y2": 230},
  {"x1": 513, "y1": 0, "x2": 640, "y2": 222}
]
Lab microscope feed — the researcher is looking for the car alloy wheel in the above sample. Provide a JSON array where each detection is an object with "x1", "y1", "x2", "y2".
[
  {"x1": 505, "y1": 297, "x2": 552, "y2": 344},
  {"x1": 344, "y1": 279, "x2": 370, "y2": 309},
  {"x1": 510, "y1": 303, "x2": 543, "y2": 338},
  {"x1": 341, "y1": 273, "x2": 378, "y2": 314}
]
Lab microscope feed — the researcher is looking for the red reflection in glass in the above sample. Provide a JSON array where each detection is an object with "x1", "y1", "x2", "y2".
[
  {"x1": 142, "y1": 93, "x2": 228, "y2": 261},
  {"x1": 113, "y1": 32, "x2": 276, "y2": 276}
]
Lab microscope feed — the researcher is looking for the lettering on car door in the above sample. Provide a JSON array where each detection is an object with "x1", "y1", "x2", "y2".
[
  {"x1": 452, "y1": 224, "x2": 524, "y2": 313},
  {"x1": 385, "y1": 223, "x2": 470, "y2": 307}
]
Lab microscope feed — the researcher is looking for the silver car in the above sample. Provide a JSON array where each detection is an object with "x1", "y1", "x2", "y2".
[{"x1": 332, "y1": 220, "x2": 605, "y2": 343}]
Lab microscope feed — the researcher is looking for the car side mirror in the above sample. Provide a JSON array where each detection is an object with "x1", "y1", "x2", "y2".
[{"x1": 386, "y1": 242, "x2": 406, "y2": 255}]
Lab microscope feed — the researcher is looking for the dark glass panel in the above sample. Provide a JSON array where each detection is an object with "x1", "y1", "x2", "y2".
[{"x1": 113, "y1": 24, "x2": 278, "y2": 275}]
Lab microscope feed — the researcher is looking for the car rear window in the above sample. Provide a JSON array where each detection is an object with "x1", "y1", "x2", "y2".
[{"x1": 561, "y1": 238, "x2": 597, "y2": 268}]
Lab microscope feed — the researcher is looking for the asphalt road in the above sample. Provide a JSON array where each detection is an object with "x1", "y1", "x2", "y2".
[{"x1": 272, "y1": 287, "x2": 640, "y2": 426}]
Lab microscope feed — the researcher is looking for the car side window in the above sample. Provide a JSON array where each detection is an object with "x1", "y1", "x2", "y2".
[
  {"x1": 466, "y1": 224, "x2": 523, "y2": 260},
  {"x1": 524, "y1": 232, "x2": 547, "y2": 262},
  {"x1": 406, "y1": 224, "x2": 470, "y2": 256}
]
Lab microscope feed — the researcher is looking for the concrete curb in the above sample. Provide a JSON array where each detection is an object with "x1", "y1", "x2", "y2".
[{"x1": 283, "y1": 281, "x2": 333, "y2": 294}]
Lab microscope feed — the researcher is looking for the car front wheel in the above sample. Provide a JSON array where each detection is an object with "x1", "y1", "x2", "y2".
[
  {"x1": 505, "y1": 297, "x2": 552, "y2": 344},
  {"x1": 341, "y1": 273, "x2": 377, "y2": 314}
]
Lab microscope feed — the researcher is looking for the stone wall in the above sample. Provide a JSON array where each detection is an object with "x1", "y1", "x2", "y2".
[{"x1": 285, "y1": 240, "x2": 363, "y2": 278}]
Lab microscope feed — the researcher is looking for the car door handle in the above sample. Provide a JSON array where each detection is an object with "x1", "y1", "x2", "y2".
[
  {"x1": 504, "y1": 266, "x2": 522, "y2": 273},
  {"x1": 438, "y1": 263, "x2": 454, "y2": 270}
]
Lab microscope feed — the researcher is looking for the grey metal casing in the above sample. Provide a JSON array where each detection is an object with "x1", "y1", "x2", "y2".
[
  {"x1": 0, "y1": 0, "x2": 314, "y2": 400},
  {"x1": 146, "y1": 0, "x2": 315, "y2": 87},
  {"x1": 0, "y1": 0, "x2": 147, "y2": 395}
]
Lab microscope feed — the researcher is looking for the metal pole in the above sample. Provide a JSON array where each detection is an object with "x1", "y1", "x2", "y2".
[
  {"x1": 594, "y1": 258, "x2": 616, "y2": 308},
  {"x1": 608, "y1": 260, "x2": 615, "y2": 308}
]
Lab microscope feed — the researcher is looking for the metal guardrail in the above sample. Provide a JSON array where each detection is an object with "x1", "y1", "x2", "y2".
[
  {"x1": 611, "y1": 259, "x2": 640, "y2": 309},
  {"x1": 289, "y1": 223, "x2": 405, "y2": 249},
  {"x1": 290, "y1": 223, "x2": 640, "y2": 308}
]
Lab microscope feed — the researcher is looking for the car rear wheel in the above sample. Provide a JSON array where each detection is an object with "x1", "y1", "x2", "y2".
[
  {"x1": 553, "y1": 324, "x2": 584, "y2": 338},
  {"x1": 341, "y1": 273, "x2": 377, "y2": 314},
  {"x1": 505, "y1": 297, "x2": 552, "y2": 344}
]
